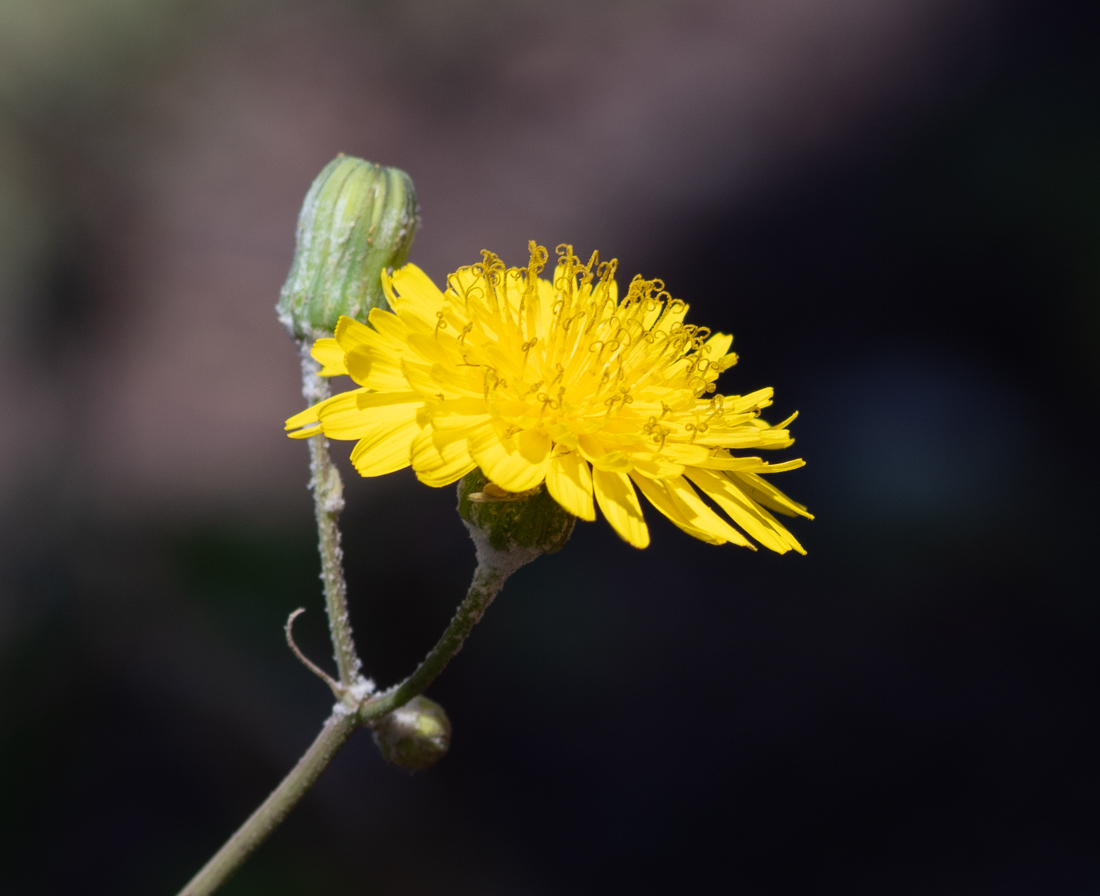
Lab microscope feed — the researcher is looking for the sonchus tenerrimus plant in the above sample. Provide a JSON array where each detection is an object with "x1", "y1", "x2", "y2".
[{"x1": 175, "y1": 155, "x2": 812, "y2": 896}]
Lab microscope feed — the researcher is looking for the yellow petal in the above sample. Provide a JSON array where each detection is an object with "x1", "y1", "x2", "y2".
[
  {"x1": 651, "y1": 300, "x2": 689, "y2": 335},
  {"x1": 592, "y1": 469, "x2": 649, "y2": 548},
  {"x1": 716, "y1": 352, "x2": 738, "y2": 372},
  {"x1": 664, "y1": 476, "x2": 754, "y2": 547},
  {"x1": 754, "y1": 459, "x2": 806, "y2": 474},
  {"x1": 311, "y1": 338, "x2": 347, "y2": 376},
  {"x1": 355, "y1": 390, "x2": 423, "y2": 411},
  {"x1": 402, "y1": 359, "x2": 450, "y2": 398},
  {"x1": 468, "y1": 423, "x2": 550, "y2": 493},
  {"x1": 701, "y1": 331, "x2": 733, "y2": 360},
  {"x1": 418, "y1": 461, "x2": 478, "y2": 488},
  {"x1": 366, "y1": 307, "x2": 415, "y2": 344},
  {"x1": 590, "y1": 450, "x2": 633, "y2": 472},
  {"x1": 285, "y1": 405, "x2": 321, "y2": 434},
  {"x1": 345, "y1": 345, "x2": 408, "y2": 391},
  {"x1": 316, "y1": 392, "x2": 380, "y2": 439},
  {"x1": 286, "y1": 422, "x2": 322, "y2": 440},
  {"x1": 725, "y1": 388, "x2": 775, "y2": 414},
  {"x1": 381, "y1": 266, "x2": 399, "y2": 310},
  {"x1": 316, "y1": 391, "x2": 420, "y2": 441},
  {"x1": 694, "y1": 427, "x2": 792, "y2": 449},
  {"x1": 390, "y1": 264, "x2": 447, "y2": 325},
  {"x1": 630, "y1": 454, "x2": 686, "y2": 480},
  {"x1": 629, "y1": 473, "x2": 723, "y2": 544},
  {"x1": 334, "y1": 316, "x2": 376, "y2": 352},
  {"x1": 730, "y1": 470, "x2": 813, "y2": 519},
  {"x1": 577, "y1": 435, "x2": 634, "y2": 472},
  {"x1": 411, "y1": 426, "x2": 477, "y2": 487},
  {"x1": 685, "y1": 468, "x2": 805, "y2": 555},
  {"x1": 696, "y1": 453, "x2": 771, "y2": 472},
  {"x1": 285, "y1": 388, "x2": 370, "y2": 437},
  {"x1": 432, "y1": 407, "x2": 491, "y2": 431},
  {"x1": 405, "y1": 332, "x2": 458, "y2": 368},
  {"x1": 516, "y1": 428, "x2": 551, "y2": 465},
  {"x1": 349, "y1": 406, "x2": 423, "y2": 477},
  {"x1": 545, "y1": 449, "x2": 595, "y2": 521},
  {"x1": 653, "y1": 442, "x2": 711, "y2": 465}
]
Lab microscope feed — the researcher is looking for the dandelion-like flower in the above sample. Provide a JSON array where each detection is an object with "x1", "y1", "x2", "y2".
[{"x1": 286, "y1": 243, "x2": 811, "y2": 551}]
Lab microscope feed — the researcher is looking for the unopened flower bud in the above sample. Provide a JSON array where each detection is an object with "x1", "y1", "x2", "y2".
[
  {"x1": 457, "y1": 469, "x2": 575, "y2": 556},
  {"x1": 277, "y1": 155, "x2": 420, "y2": 341},
  {"x1": 371, "y1": 695, "x2": 452, "y2": 772}
]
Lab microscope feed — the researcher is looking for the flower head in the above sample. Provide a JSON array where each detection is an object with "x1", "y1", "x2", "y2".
[{"x1": 286, "y1": 243, "x2": 811, "y2": 551}]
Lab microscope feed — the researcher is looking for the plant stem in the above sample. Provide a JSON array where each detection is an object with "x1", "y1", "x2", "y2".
[
  {"x1": 300, "y1": 343, "x2": 362, "y2": 687},
  {"x1": 175, "y1": 708, "x2": 360, "y2": 896},
  {"x1": 174, "y1": 371, "x2": 538, "y2": 896},
  {"x1": 359, "y1": 535, "x2": 534, "y2": 722},
  {"x1": 175, "y1": 543, "x2": 523, "y2": 896}
]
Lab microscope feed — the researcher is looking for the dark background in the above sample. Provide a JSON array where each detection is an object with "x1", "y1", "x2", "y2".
[{"x1": 1, "y1": 0, "x2": 1098, "y2": 893}]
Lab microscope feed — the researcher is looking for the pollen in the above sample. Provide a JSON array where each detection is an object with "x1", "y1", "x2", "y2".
[{"x1": 285, "y1": 243, "x2": 811, "y2": 552}]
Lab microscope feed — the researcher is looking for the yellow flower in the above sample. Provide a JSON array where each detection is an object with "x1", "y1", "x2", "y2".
[{"x1": 286, "y1": 243, "x2": 811, "y2": 552}]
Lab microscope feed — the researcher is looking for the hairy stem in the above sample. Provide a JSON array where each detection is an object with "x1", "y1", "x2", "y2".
[
  {"x1": 174, "y1": 373, "x2": 536, "y2": 896},
  {"x1": 360, "y1": 534, "x2": 535, "y2": 722},
  {"x1": 175, "y1": 543, "x2": 523, "y2": 896},
  {"x1": 300, "y1": 343, "x2": 362, "y2": 687},
  {"x1": 175, "y1": 709, "x2": 360, "y2": 896}
]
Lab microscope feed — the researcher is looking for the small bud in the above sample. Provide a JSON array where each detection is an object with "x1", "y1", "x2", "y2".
[
  {"x1": 371, "y1": 695, "x2": 452, "y2": 772},
  {"x1": 457, "y1": 469, "x2": 575, "y2": 556},
  {"x1": 277, "y1": 155, "x2": 420, "y2": 341}
]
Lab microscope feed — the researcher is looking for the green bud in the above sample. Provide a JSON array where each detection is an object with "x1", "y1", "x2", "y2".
[
  {"x1": 457, "y1": 469, "x2": 575, "y2": 556},
  {"x1": 277, "y1": 155, "x2": 420, "y2": 341},
  {"x1": 371, "y1": 695, "x2": 452, "y2": 772}
]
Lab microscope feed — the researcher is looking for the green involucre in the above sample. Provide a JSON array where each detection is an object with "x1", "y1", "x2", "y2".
[
  {"x1": 278, "y1": 155, "x2": 420, "y2": 340},
  {"x1": 371, "y1": 695, "x2": 452, "y2": 772},
  {"x1": 458, "y1": 470, "x2": 576, "y2": 556}
]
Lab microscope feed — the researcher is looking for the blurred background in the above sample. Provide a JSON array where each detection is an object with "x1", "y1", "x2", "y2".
[{"x1": 1, "y1": 0, "x2": 1098, "y2": 892}]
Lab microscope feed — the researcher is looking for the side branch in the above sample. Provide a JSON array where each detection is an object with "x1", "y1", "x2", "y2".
[
  {"x1": 360, "y1": 539, "x2": 534, "y2": 723},
  {"x1": 286, "y1": 608, "x2": 344, "y2": 698}
]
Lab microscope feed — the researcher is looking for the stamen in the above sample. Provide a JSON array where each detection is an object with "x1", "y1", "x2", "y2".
[{"x1": 527, "y1": 241, "x2": 548, "y2": 277}]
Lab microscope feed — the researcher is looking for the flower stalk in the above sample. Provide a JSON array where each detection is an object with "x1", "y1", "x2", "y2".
[
  {"x1": 360, "y1": 531, "x2": 539, "y2": 721},
  {"x1": 299, "y1": 342, "x2": 363, "y2": 688}
]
